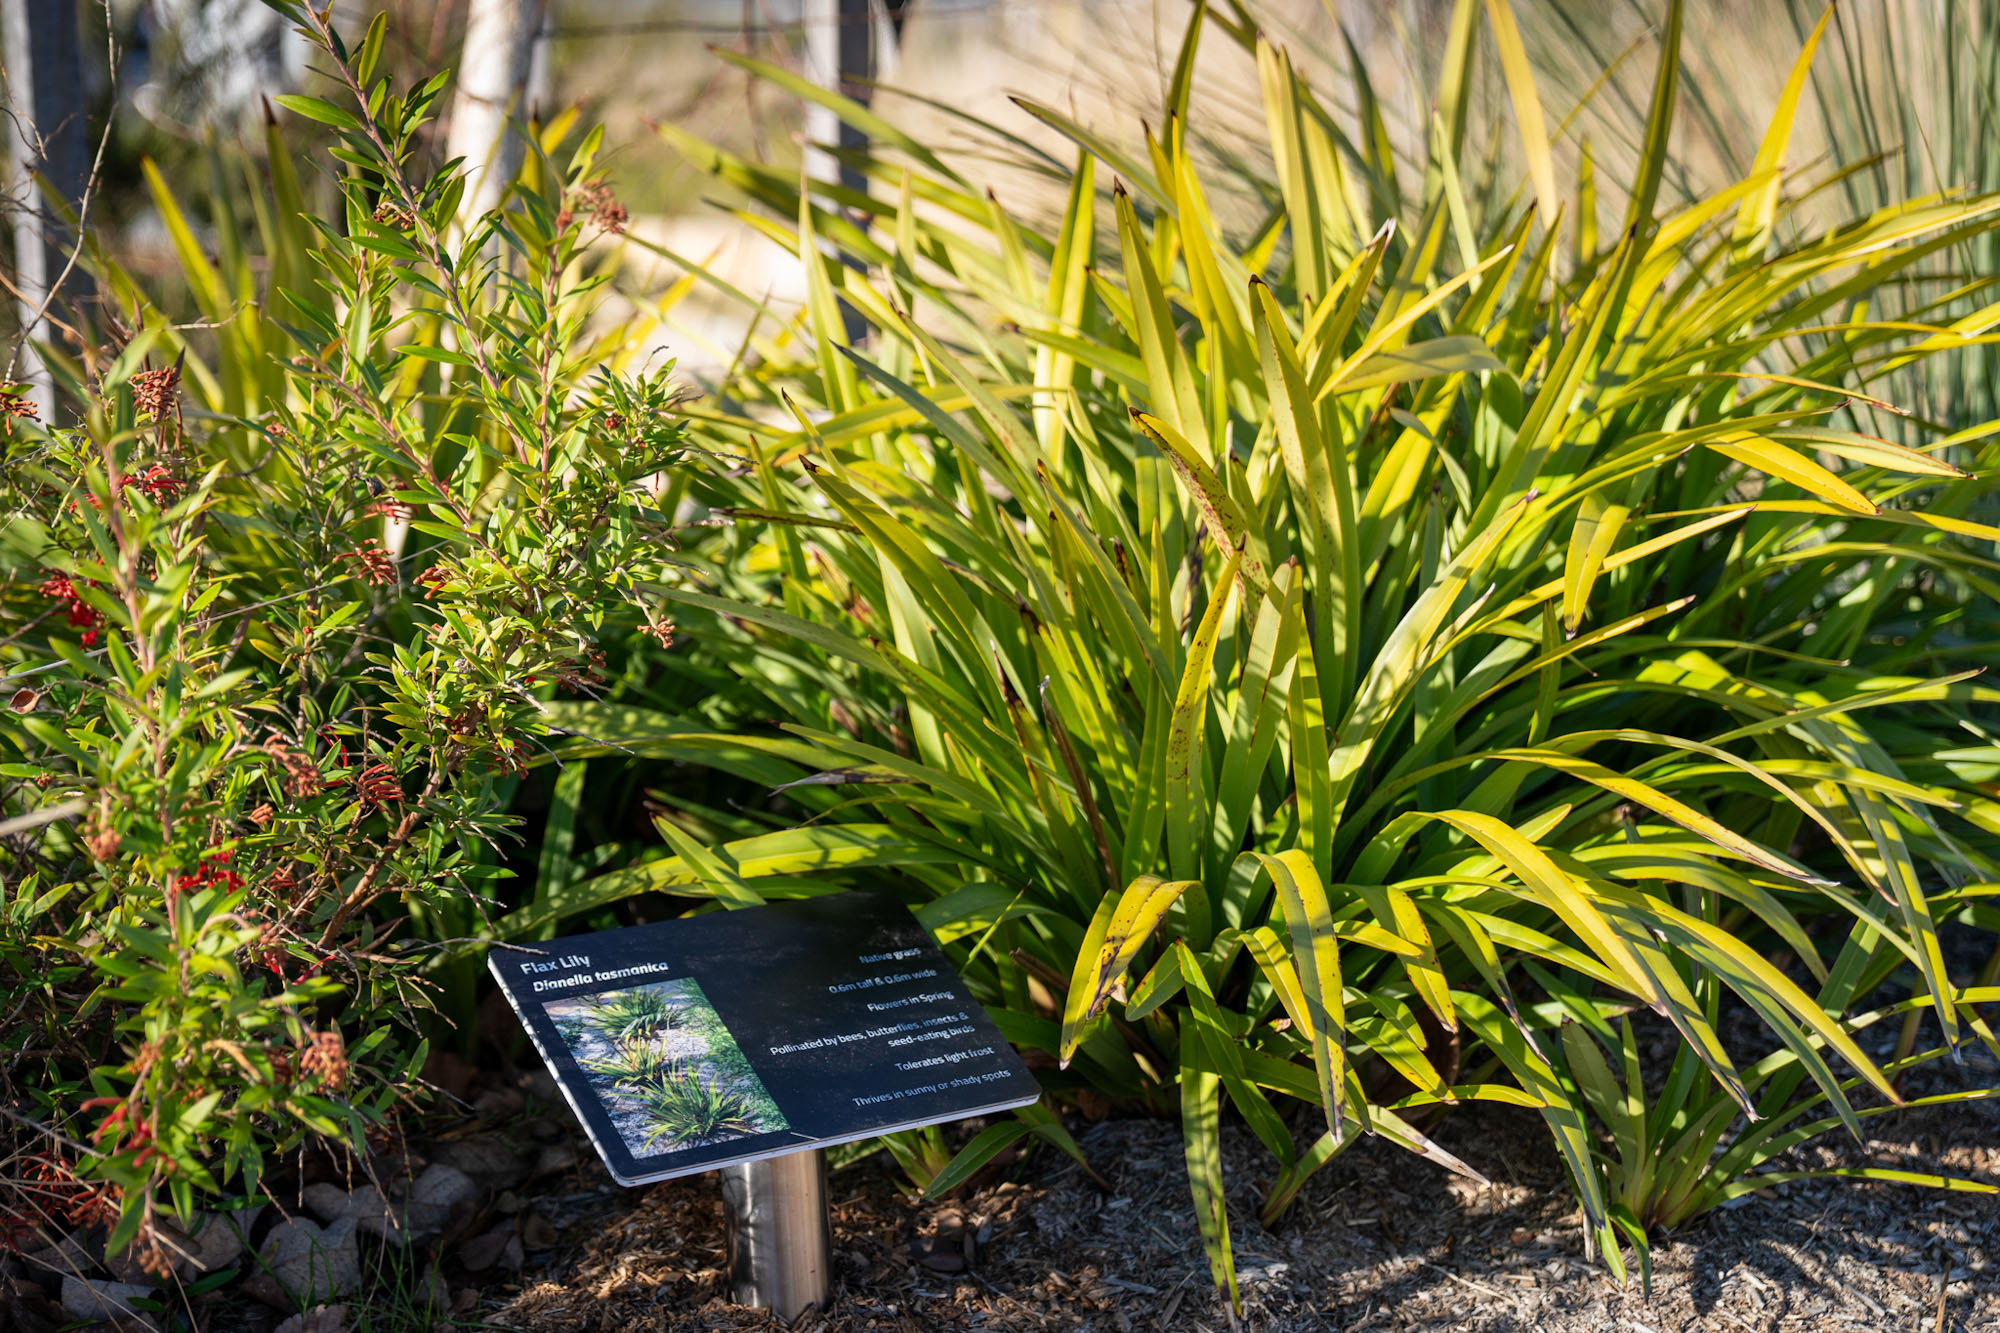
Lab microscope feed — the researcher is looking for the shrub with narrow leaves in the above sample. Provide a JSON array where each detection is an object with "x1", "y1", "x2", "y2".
[{"x1": 0, "y1": 5, "x2": 689, "y2": 1261}]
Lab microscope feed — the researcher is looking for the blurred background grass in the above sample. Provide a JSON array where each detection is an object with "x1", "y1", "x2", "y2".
[{"x1": 31, "y1": 0, "x2": 1992, "y2": 417}]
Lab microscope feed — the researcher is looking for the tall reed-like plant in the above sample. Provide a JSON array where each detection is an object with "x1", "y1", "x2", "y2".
[{"x1": 1531, "y1": 0, "x2": 2000, "y2": 442}]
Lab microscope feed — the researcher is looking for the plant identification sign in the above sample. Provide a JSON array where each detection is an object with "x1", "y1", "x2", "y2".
[{"x1": 490, "y1": 888, "x2": 1042, "y2": 1184}]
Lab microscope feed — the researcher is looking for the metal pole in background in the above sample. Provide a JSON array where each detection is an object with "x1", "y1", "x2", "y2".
[
  {"x1": 802, "y1": 0, "x2": 876, "y2": 343},
  {"x1": 725, "y1": 11, "x2": 900, "y2": 1303},
  {"x1": 721, "y1": 1148, "x2": 831, "y2": 1320},
  {"x1": 3, "y1": 0, "x2": 94, "y2": 419},
  {"x1": 801, "y1": 0, "x2": 871, "y2": 197}
]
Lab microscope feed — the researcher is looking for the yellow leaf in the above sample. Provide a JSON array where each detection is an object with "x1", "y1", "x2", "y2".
[
  {"x1": 1483, "y1": 0, "x2": 1559, "y2": 230},
  {"x1": 1561, "y1": 493, "x2": 1630, "y2": 636},
  {"x1": 1706, "y1": 435, "x2": 1878, "y2": 515}
]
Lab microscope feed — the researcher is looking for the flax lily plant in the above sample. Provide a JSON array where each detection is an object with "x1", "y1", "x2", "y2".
[{"x1": 529, "y1": 0, "x2": 2000, "y2": 1297}]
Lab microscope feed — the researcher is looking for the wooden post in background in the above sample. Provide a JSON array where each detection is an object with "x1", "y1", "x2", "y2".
[{"x1": 3, "y1": 0, "x2": 93, "y2": 418}]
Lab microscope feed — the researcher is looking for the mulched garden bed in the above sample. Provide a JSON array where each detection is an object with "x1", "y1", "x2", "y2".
[
  {"x1": 490, "y1": 1040, "x2": 2000, "y2": 1333},
  {"x1": 9, "y1": 1008, "x2": 1996, "y2": 1332}
]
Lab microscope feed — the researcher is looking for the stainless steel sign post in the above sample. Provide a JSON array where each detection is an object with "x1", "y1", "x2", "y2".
[
  {"x1": 721, "y1": 1148, "x2": 831, "y2": 1319},
  {"x1": 490, "y1": 888, "x2": 1040, "y2": 1319}
]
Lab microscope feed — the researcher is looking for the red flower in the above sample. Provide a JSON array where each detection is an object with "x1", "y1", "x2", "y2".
[
  {"x1": 338, "y1": 541, "x2": 398, "y2": 587},
  {"x1": 40, "y1": 574, "x2": 104, "y2": 646},
  {"x1": 64, "y1": 1182, "x2": 121, "y2": 1229},
  {"x1": 1, "y1": 387, "x2": 39, "y2": 422},
  {"x1": 355, "y1": 762, "x2": 401, "y2": 808},
  {"x1": 254, "y1": 920, "x2": 290, "y2": 977},
  {"x1": 415, "y1": 564, "x2": 452, "y2": 598},
  {"x1": 169, "y1": 847, "x2": 245, "y2": 903},
  {"x1": 267, "y1": 742, "x2": 325, "y2": 799},
  {"x1": 131, "y1": 466, "x2": 183, "y2": 504}
]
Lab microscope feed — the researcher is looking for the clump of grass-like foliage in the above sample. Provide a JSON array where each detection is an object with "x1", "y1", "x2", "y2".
[
  {"x1": 583, "y1": 1037, "x2": 684, "y2": 1088},
  {"x1": 525, "y1": 0, "x2": 2000, "y2": 1301},
  {"x1": 585, "y1": 988, "x2": 685, "y2": 1043},
  {"x1": 627, "y1": 1066, "x2": 759, "y2": 1148}
]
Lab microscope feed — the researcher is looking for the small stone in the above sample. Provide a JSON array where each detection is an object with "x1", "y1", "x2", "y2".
[
  {"x1": 520, "y1": 1212, "x2": 558, "y2": 1249},
  {"x1": 532, "y1": 1143, "x2": 579, "y2": 1178},
  {"x1": 261, "y1": 1217, "x2": 360, "y2": 1305},
  {"x1": 302, "y1": 1185, "x2": 412, "y2": 1246},
  {"x1": 0, "y1": 1280, "x2": 64, "y2": 1333},
  {"x1": 275, "y1": 1302, "x2": 351, "y2": 1333},
  {"x1": 104, "y1": 1236, "x2": 172, "y2": 1287},
  {"x1": 182, "y1": 1211, "x2": 249, "y2": 1274},
  {"x1": 918, "y1": 1246, "x2": 966, "y2": 1274},
  {"x1": 301, "y1": 1184, "x2": 355, "y2": 1225},
  {"x1": 59, "y1": 1277, "x2": 156, "y2": 1328},
  {"x1": 456, "y1": 1223, "x2": 518, "y2": 1274},
  {"x1": 406, "y1": 1163, "x2": 478, "y2": 1211},
  {"x1": 240, "y1": 1273, "x2": 293, "y2": 1311},
  {"x1": 403, "y1": 1164, "x2": 478, "y2": 1238},
  {"x1": 430, "y1": 1136, "x2": 529, "y2": 1190},
  {"x1": 20, "y1": 1231, "x2": 100, "y2": 1280},
  {"x1": 415, "y1": 1266, "x2": 450, "y2": 1311}
]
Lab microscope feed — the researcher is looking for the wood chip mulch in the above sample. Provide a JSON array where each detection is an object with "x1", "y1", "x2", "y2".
[{"x1": 489, "y1": 1039, "x2": 2000, "y2": 1333}]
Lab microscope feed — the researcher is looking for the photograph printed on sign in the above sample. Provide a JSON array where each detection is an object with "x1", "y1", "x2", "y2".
[
  {"x1": 543, "y1": 979, "x2": 787, "y2": 1156},
  {"x1": 490, "y1": 889, "x2": 1044, "y2": 1183}
]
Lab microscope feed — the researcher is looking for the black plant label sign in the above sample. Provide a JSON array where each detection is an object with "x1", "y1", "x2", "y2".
[{"x1": 489, "y1": 888, "x2": 1042, "y2": 1183}]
